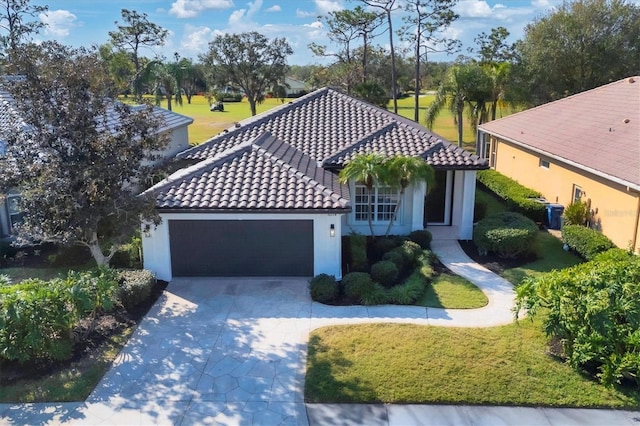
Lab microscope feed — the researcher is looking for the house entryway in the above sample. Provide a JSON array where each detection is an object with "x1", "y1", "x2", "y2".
[{"x1": 424, "y1": 170, "x2": 453, "y2": 226}]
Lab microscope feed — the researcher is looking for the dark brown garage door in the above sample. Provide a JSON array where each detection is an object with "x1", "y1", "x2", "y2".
[{"x1": 169, "y1": 220, "x2": 314, "y2": 276}]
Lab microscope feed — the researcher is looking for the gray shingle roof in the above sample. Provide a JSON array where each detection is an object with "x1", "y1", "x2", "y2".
[
  {"x1": 155, "y1": 87, "x2": 487, "y2": 212},
  {"x1": 148, "y1": 132, "x2": 350, "y2": 212}
]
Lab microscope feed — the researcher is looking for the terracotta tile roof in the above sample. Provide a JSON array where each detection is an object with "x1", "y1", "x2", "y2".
[
  {"x1": 179, "y1": 87, "x2": 487, "y2": 170},
  {"x1": 147, "y1": 132, "x2": 350, "y2": 212},
  {"x1": 479, "y1": 76, "x2": 640, "y2": 189}
]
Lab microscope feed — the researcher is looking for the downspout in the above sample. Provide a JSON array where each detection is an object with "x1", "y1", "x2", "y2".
[{"x1": 633, "y1": 191, "x2": 640, "y2": 253}]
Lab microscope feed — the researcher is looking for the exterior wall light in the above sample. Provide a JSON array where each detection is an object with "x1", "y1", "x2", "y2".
[
  {"x1": 329, "y1": 224, "x2": 335, "y2": 237},
  {"x1": 143, "y1": 224, "x2": 151, "y2": 238}
]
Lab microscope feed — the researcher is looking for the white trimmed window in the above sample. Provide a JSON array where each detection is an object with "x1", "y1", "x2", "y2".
[
  {"x1": 6, "y1": 194, "x2": 22, "y2": 231},
  {"x1": 354, "y1": 185, "x2": 399, "y2": 223}
]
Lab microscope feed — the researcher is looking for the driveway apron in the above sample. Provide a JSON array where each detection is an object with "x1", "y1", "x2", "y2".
[{"x1": 85, "y1": 277, "x2": 311, "y2": 425}]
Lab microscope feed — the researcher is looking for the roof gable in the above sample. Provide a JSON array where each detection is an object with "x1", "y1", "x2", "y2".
[
  {"x1": 147, "y1": 131, "x2": 351, "y2": 212},
  {"x1": 479, "y1": 76, "x2": 640, "y2": 188}
]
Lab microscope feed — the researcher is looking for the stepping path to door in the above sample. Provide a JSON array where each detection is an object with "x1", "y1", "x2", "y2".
[{"x1": 2, "y1": 238, "x2": 635, "y2": 425}]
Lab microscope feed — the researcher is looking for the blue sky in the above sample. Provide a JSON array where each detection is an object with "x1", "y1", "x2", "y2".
[{"x1": 27, "y1": 0, "x2": 625, "y2": 64}]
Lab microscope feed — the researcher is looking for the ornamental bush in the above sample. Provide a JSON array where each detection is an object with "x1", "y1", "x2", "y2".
[
  {"x1": 516, "y1": 249, "x2": 640, "y2": 387},
  {"x1": 370, "y1": 260, "x2": 399, "y2": 288},
  {"x1": 562, "y1": 201, "x2": 590, "y2": 226},
  {"x1": 562, "y1": 224, "x2": 615, "y2": 260},
  {"x1": 118, "y1": 269, "x2": 156, "y2": 311},
  {"x1": 309, "y1": 273, "x2": 339, "y2": 303},
  {"x1": 473, "y1": 212, "x2": 538, "y2": 258},
  {"x1": 342, "y1": 272, "x2": 375, "y2": 304},
  {"x1": 477, "y1": 169, "x2": 546, "y2": 223},
  {"x1": 408, "y1": 229, "x2": 432, "y2": 249},
  {"x1": 0, "y1": 268, "x2": 119, "y2": 363},
  {"x1": 344, "y1": 234, "x2": 368, "y2": 272}
]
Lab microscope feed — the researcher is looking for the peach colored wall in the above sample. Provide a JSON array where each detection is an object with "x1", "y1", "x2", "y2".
[{"x1": 490, "y1": 136, "x2": 640, "y2": 252}]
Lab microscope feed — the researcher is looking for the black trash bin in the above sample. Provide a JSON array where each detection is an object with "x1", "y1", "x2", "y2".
[{"x1": 546, "y1": 203, "x2": 564, "y2": 230}]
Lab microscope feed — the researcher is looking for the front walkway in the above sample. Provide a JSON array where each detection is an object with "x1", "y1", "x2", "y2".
[{"x1": 1, "y1": 236, "x2": 636, "y2": 425}]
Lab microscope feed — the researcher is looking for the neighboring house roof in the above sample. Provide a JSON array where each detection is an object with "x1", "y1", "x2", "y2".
[
  {"x1": 284, "y1": 77, "x2": 307, "y2": 92},
  {"x1": 147, "y1": 131, "x2": 350, "y2": 212},
  {"x1": 0, "y1": 89, "x2": 193, "y2": 137},
  {"x1": 479, "y1": 76, "x2": 640, "y2": 190},
  {"x1": 149, "y1": 87, "x2": 486, "y2": 213}
]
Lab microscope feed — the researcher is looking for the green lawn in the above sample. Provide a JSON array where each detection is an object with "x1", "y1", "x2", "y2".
[
  {"x1": 153, "y1": 92, "x2": 517, "y2": 149},
  {"x1": 418, "y1": 272, "x2": 488, "y2": 309},
  {"x1": 305, "y1": 321, "x2": 640, "y2": 407}
]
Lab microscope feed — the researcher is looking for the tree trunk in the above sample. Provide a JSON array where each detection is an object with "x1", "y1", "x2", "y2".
[
  {"x1": 413, "y1": 40, "x2": 421, "y2": 123},
  {"x1": 249, "y1": 97, "x2": 257, "y2": 116},
  {"x1": 491, "y1": 100, "x2": 497, "y2": 121},
  {"x1": 167, "y1": 95, "x2": 173, "y2": 111},
  {"x1": 385, "y1": 187, "x2": 405, "y2": 237},
  {"x1": 457, "y1": 110, "x2": 464, "y2": 147},
  {"x1": 367, "y1": 187, "x2": 375, "y2": 238},
  {"x1": 387, "y1": 10, "x2": 398, "y2": 114},
  {"x1": 88, "y1": 236, "x2": 108, "y2": 266}
]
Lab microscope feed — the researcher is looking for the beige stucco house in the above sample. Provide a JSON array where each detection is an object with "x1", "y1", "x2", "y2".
[{"x1": 477, "y1": 76, "x2": 640, "y2": 252}]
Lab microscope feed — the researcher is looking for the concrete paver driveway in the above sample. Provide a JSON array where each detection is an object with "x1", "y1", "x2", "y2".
[{"x1": 40, "y1": 277, "x2": 312, "y2": 425}]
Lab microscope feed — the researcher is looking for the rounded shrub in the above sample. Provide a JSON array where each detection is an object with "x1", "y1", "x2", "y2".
[
  {"x1": 400, "y1": 240, "x2": 423, "y2": 265},
  {"x1": 309, "y1": 273, "x2": 339, "y2": 303},
  {"x1": 382, "y1": 250, "x2": 406, "y2": 271},
  {"x1": 562, "y1": 201, "x2": 590, "y2": 226},
  {"x1": 370, "y1": 260, "x2": 399, "y2": 288},
  {"x1": 408, "y1": 230, "x2": 432, "y2": 249},
  {"x1": 473, "y1": 212, "x2": 538, "y2": 259},
  {"x1": 342, "y1": 272, "x2": 375, "y2": 304},
  {"x1": 118, "y1": 269, "x2": 156, "y2": 311}
]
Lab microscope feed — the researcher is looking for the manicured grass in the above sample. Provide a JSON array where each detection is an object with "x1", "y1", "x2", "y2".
[
  {"x1": 475, "y1": 185, "x2": 508, "y2": 217},
  {"x1": 502, "y1": 231, "x2": 583, "y2": 286},
  {"x1": 418, "y1": 272, "x2": 488, "y2": 309},
  {"x1": 305, "y1": 321, "x2": 640, "y2": 407},
  {"x1": 1, "y1": 262, "x2": 94, "y2": 283},
  {"x1": 149, "y1": 93, "x2": 518, "y2": 149},
  {"x1": 0, "y1": 326, "x2": 134, "y2": 402}
]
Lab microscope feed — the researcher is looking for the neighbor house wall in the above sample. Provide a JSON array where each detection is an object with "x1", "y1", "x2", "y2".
[
  {"x1": 450, "y1": 170, "x2": 477, "y2": 240},
  {"x1": 490, "y1": 136, "x2": 640, "y2": 252},
  {"x1": 0, "y1": 197, "x2": 9, "y2": 238},
  {"x1": 142, "y1": 212, "x2": 344, "y2": 281}
]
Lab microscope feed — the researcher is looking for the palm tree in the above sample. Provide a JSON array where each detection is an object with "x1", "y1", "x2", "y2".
[
  {"x1": 339, "y1": 153, "x2": 388, "y2": 237},
  {"x1": 384, "y1": 156, "x2": 435, "y2": 236},
  {"x1": 426, "y1": 65, "x2": 466, "y2": 147},
  {"x1": 152, "y1": 60, "x2": 183, "y2": 111},
  {"x1": 425, "y1": 63, "x2": 492, "y2": 147}
]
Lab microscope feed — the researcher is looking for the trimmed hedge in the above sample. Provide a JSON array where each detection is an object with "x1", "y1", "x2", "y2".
[
  {"x1": 473, "y1": 212, "x2": 538, "y2": 258},
  {"x1": 477, "y1": 169, "x2": 546, "y2": 223},
  {"x1": 118, "y1": 269, "x2": 156, "y2": 311},
  {"x1": 344, "y1": 234, "x2": 368, "y2": 272},
  {"x1": 309, "y1": 274, "x2": 339, "y2": 303},
  {"x1": 562, "y1": 225, "x2": 615, "y2": 260}
]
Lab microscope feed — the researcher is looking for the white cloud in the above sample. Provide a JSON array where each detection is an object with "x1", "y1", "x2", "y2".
[
  {"x1": 456, "y1": 0, "x2": 493, "y2": 18},
  {"x1": 304, "y1": 21, "x2": 323, "y2": 29},
  {"x1": 180, "y1": 24, "x2": 214, "y2": 55},
  {"x1": 315, "y1": 0, "x2": 343, "y2": 15},
  {"x1": 265, "y1": 5, "x2": 281, "y2": 12},
  {"x1": 228, "y1": 0, "x2": 263, "y2": 27},
  {"x1": 40, "y1": 10, "x2": 77, "y2": 37},
  {"x1": 169, "y1": 0, "x2": 235, "y2": 19},
  {"x1": 296, "y1": 9, "x2": 315, "y2": 18}
]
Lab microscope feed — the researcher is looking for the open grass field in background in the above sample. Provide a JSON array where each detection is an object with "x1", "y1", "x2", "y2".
[{"x1": 155, "y1": 93, "x2": 520, "y2": 149}]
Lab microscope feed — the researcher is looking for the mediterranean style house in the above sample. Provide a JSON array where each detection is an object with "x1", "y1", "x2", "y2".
[
  {"x1": 478, "y1": 76, "x2": 640, "y2": 252},
  {"x1": 142, "y1": 87, "x2": 488, "y2": 280}
]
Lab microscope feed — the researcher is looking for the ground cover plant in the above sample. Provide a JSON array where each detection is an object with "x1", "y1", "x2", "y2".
[
  {"x1": 311, "y1": 231, "x2": 487, "y2": 309},
  {"x1": 305, "y1": 321, "x2": 640, "y2": 407},
  {"x1": 0, "y1": 247, "x2": 164, "y2": 403}
]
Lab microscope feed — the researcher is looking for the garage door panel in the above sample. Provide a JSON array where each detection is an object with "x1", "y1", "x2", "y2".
[{"x1": 169, "y1": 220, "x2": 314, "y2": 276}]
